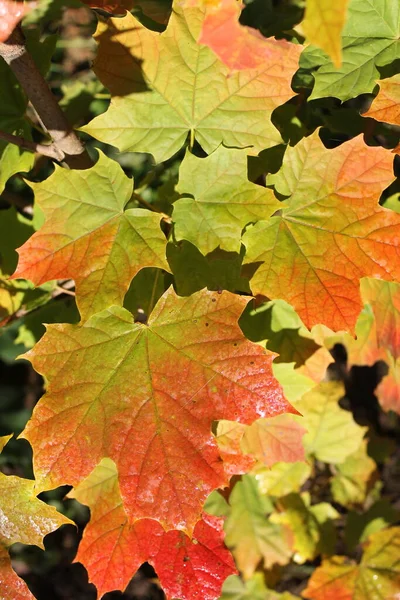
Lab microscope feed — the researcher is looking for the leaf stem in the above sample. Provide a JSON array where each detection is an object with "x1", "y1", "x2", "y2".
[
  {"x1": 0, "y1": 129, "x2": 64, "y2": 161},
  {"x1": 131, "y1": 191, "x2": 172, "y2": 223}
]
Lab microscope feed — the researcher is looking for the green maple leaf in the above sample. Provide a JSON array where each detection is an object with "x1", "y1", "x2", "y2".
[
  {"x1": 173, "y1": 146, "x2": 280, "y2": 255},
  {"x1": 275, "y1": 493, "x2": 339, "y2": 563},
  {"x1": 224, "y1": 474, "x2": 293, "y2": 578},
  {"x1": 297, "y1": 381, "x2": 367, "y2": 464},
  {"x1": 301, "y1": 0, "x2": 400, "y2": 101},
  {"x1": 82, "y1": 0, "x2": 301, "y2": 163},
  {"x1": 330, "y1": 440, "x2": 377, "y2": 508}
]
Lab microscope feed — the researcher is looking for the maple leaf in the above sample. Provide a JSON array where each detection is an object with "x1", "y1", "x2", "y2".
[
  {"x1": 220, "y1": 573, "x2": 301, "y2": 600},
  {"x1": 273, "y1": 493, "x2": 339, "y2": 563},
  {"x1": 223, "y1": 474, "x2": 293, "y2": 578},
  {"x1": 173, "y1": 146, "x2": 280, "y2": 255},
  {"x1": 330, "y1": 440, "x2": 376, "y2": 508},
  {"x1": 0, "y1": 435, "x2": 72, "y2": 600},
  {"x1": 360, "y1": 278, "x2": 400, "y2": 360},
  {"x1": 69, "y1": 458, "x2": 236, "y2": 599},
  {"x1": 296, "y1": 381, "x2": 367, "y2": 464},
  {"x1": 215, "y1": 421, "x2": 255, "y2": 477},
  {"x1": 12, "y1": 152, "x2": 169, "y2": 321},
  {"x1": 256, "y1": 461, "x2": 311, "y2": 498},
  {"x1": 21, "y1": 288, "x2": 293, "y2": 533},
  {"x1": 363, "y1": 74, "x2": 400, "y2": 126},
  {"x1": 242, "y1": 132, "x2": 399, "y2": 331},
  {"x1": 300, "y1": 0, "x2": 400, "y2": 101},
  {"x1": 303, "y1": 527, "x2": 400, "y2": 599},
  {"x1": 301, "y1": 0, "x2": 349, "y2": 67},
  {"x1": 241, "y1": 414, "x2": 306, "y2": 467},
  {"x1": 82, "y1": 0, "x2": 301, "y2": 163},
  {"x1": 0, "y1": 0, "x2": 34, "y2": 43},
  {"x1": 240, "y1": 299, "x2": 333, "y2": 383},
  {"x1": 214, "y1": 413, "x2": 305, "y2": 477},
  {"x1": 181, "y1": 0, "x2": 301, "y2": 71}
]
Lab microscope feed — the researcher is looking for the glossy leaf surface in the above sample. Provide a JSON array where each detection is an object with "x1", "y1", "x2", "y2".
[{"x1": 0, "y1": 0, "x2": 33, "y2": 42}]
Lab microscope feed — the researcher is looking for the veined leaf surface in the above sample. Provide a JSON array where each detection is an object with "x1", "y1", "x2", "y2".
[
  {"x1": 21, "y1": 288, "x2": 293, "y2": 533},
  {"x1": 83, "y1": 0, "x2": 301, "y2": 162}
]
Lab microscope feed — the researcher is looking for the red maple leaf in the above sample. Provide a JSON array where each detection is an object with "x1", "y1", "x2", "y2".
[
  {"x1": 69, "y1": 458, "x2": 236, "y2": 599},
  {"x1": 21, "y1": 288, "x2": 294, "y2": 533}
]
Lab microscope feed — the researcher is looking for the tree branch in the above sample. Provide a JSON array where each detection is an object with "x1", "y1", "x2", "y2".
[
  {"x1": 0, "y1": 26, "x2": 93, "y2": 169},
  {"x1": 0, "y1": 129, "x2": 64, "y2": 161}
]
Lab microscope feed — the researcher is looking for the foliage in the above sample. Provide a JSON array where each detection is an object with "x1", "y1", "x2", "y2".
[{"x1": 0, "y1": 0, "x2": 400, "y2": 599}]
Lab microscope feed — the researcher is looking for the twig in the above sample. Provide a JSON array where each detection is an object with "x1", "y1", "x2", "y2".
[
  {"x1": 0, "y1": 129, "x2": 64, "y2": 161},
  {"x1": 0, "y1": 26, "x2": 93, "y2": 169},
  {"x1": 131, "y1": 191, "x2": 172, "y2": 222}
]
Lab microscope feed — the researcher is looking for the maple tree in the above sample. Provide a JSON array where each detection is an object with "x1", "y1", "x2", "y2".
[{"x1": 0, "y1": 0, "x2": 400, "y2": 598}]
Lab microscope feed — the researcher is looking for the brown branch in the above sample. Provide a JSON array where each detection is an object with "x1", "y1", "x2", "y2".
[
  {"x1": 0, "y1": 26, "x2": 93, "y2": 169},
  {"x1": 0, "y1": 129, "x2": 64, "y2": 161}
]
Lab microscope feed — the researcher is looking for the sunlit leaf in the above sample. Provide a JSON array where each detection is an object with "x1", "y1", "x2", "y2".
[
  {"x1": 302, "y1": 0, "x2": 349, "y2": 67},
  {"x1": 303, "y1": 527, "x2": 400, "y2": 599},
  {"x1": 173, "y1": 147, "x2": 279, "y2": 255},
  {"x1": 301, "y1": 0, "x2": 400, "y2": 101},
  {"x1": 83, "y1": 0, "x2": 301, "y2": 162},
  {"x1": 69, "y1": 458, "x2": 236, "y2": 599},
  {"x1": 0, "y1": 435, "x2": 72, "y2": 600},
  {"x1": 224, "y1": 475, "x2": 293, "y2": 578},
  {"x1": 296, "y1": 381, "x2": 367, "y2": 464},
  {"x1": 256, "y1": 461, "x2": 311, "y2": 498},
  {"x1": 12, "y1": 152, "x2": 170, "y2": 321},
  {"x1": 243, "y1": 132, "x2": 398, "y2": 331},
  {"x1": 21, "y1": 288, "x2": 293, "y2": 533},
  {"x1": 241, "y1": 414, "x2": 306, "y2": 467},
  {"x1": 363, "y1": 74, "x2": 400, "y2": 126}
]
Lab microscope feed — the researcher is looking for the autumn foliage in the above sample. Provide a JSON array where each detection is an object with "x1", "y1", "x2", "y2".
[{"x1": 1, "y1": 0, "x2": 400, "y2": 599}]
